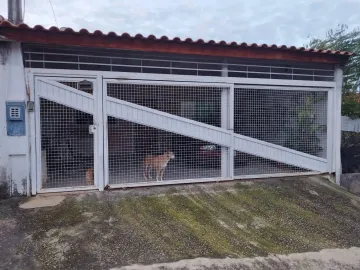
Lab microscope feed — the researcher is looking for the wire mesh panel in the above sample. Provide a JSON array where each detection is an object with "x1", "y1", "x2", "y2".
[
  {"x1": 108, "y1": 117, "x2": 222, "y2": 185},
  {"x1": 234, "y1": 151, "x2": 308, "y2": 177},
  {"x1": 234, "y1": 88, "x2": 328, "y2": 159},
  {"x1": 107, "y1": 83, "x2": 222, "y2": 127},
  {"x1": 58, "y1": 80, "x2": 94, "y2": 95},
  {"x1": 40, "y1": 98, "x2": 94, "y2": 188}
]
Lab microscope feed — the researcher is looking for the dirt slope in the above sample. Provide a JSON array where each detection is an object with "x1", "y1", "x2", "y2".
[{"x1": 1, "y1": 176, "x2": 360, "y2": 269}]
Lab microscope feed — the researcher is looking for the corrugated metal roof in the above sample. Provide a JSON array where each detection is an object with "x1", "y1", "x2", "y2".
[{"x1": 0, "y1": 16, "x2": 354, "y2": 57}]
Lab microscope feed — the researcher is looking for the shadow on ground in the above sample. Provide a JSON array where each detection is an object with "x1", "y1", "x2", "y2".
[{"x1": 1, "y1": 176, "x2": 360, "y2": 269}]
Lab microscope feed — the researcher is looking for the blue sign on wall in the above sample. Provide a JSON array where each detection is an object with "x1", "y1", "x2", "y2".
[{"x1": 6, "y1": 101, "x2": 26, "y2": 136}]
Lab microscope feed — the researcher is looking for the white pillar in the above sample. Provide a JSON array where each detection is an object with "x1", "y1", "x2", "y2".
[
  {"x1": 334, "y1": 65, "x2": 343, "y2": 185},
  {"x1": 221, "y1": 62, "x2": 233, "y2": 178}
]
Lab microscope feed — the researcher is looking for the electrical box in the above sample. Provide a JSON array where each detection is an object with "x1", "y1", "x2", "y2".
[{"x1": 6, "y1": 101, "x2": 26, "y2": 136}]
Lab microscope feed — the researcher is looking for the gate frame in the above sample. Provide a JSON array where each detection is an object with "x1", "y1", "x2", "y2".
[
  {"x1": 30, "y1": 73, "x2": 104, "y2": 194},
  {"x1": 103, "y1": 79, "x2": 234, "y2": 188},
  {"x1": 26, "y1": 68, "x2": 336, "y2": 194}
]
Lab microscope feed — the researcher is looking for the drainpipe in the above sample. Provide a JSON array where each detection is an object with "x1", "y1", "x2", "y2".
[{"x1": 8, "y1": 0, "x2": 23, "y2": 24}]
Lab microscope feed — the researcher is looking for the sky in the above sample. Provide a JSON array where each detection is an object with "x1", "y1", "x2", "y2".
[{"x1": 1, "y1": 0, "x2": 360, "y2": 47}]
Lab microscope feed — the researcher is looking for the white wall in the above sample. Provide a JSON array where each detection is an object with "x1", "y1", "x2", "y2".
[
  {"x1": 341, "y1": 116, "x2": 360, "y2": 132},
  {"x1": 0, "y1": 41, "x2": 29, "y2": 196}
]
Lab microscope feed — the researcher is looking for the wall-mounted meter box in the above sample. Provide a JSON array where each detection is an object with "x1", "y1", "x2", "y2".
[{"x1": 6, "y1": 101, "x2": 26, "y2": 136}]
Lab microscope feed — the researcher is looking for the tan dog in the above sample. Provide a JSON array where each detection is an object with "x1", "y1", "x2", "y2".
[
  {"x1": 85, "y1": 168, "x2": 94, "y2": 185},
  {"x1": 143, "y1": 151, "x2": 175, "y2": 182}
]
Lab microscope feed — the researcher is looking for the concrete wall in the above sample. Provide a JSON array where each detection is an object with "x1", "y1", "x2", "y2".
[
  {"x1": 341, "y1": 173, "x2": 360, "y2": 195},
  {"x1": 0, "y1": 41, "x2": 29, "y2": 197},
  {"x1": 341, "y1": 116, "x2": 360, "y2": 132}
]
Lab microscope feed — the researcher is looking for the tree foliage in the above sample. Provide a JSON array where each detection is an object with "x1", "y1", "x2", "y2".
[
  {"x1": 308, "y1": 24, "x2": 360, "y2": 93},
  {"x1": 284, "y1": 95, "x2": 324, "y2": 156},
  {"x1": 307, "y1": 25, "x2": 360, "y2": 118}
]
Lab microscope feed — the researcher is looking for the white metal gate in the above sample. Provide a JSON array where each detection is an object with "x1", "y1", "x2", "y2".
[
  {"x1": 35, "y1": 77, "x2": 102, "y2": 192},
  {"x1": 103, "y1": 79, "x2": 329, "y2": 188},
  {"x1": 34, "y1": 74, "x2": 330, "y2": 192}
]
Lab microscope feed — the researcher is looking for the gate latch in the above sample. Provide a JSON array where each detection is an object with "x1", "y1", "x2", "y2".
[{"x1": 89, "y1": 124, "x2": 97, "y2": 134}]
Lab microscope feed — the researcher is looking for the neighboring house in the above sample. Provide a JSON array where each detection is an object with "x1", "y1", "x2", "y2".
[{"x1": 0, "y1": 15, "x2": 353, "y2": 197}]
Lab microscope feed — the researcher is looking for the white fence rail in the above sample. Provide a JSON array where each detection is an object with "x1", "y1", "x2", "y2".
[{"x1": 342, "y1": 116, "x2": 360, "y2": 132}]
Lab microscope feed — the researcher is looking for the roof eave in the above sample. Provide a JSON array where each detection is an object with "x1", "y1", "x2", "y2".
[{"x1": 0, "y1": 26, "x2": 352, "y2": 65}]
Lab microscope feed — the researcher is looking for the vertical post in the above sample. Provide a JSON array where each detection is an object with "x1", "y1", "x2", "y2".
[
  {"x1": 8, "y1": 0, "x2": 23, "y2": 24},
  {"x1": 96, "y1": 75, "x2": 104, "y2": 191},
  {"x1": 334, "y1": 65, "x2": 343, "y2": 185},
  {"x1": 102, "y1": 79, "x2": 109, "y2": 189},
  {"x1": 326, "y1": 89, "x2": 334, "y2": 174},
  {"x1": 35, "y1": 78, "x2": 42, "y2": 193},
  {"x1": 221, "y1": 62, "x2": 233, "y2": 178},
  {"x1": 228, "y1": 85, "x2": 234, "y2": 178},
  {"x1": 27, "y1": 71, "x2": 37, "y2": 195}
]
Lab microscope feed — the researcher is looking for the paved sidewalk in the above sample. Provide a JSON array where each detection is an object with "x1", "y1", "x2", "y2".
[{"x1": 116, "y1": 247, "x2": 360, "y2": 270}]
